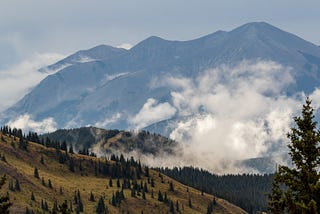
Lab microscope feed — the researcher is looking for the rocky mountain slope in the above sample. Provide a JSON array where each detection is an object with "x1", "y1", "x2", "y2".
[{"x1": 2, "y1": 22, "x2": 320, "y2": 134}]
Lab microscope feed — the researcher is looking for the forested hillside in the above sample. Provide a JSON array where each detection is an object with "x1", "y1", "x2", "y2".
[
  {"x1": 0, "y1": 126, "x2": 245, "y2": 213},
  {"x1": 157, "y1": 167, "x2": 273, "y2": 213}
]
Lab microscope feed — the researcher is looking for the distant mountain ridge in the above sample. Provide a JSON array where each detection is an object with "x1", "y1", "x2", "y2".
[
  {"x1": 2, "y1": 22, "x2": 320, "y2": 135},
  {"x1": 40, "y1": 127, "x2": 178, "y2": 156}
]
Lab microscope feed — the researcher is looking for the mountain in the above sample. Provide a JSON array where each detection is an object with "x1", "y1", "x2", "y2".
[
  {"x1": 40, "y1": 127, "x2": 178, "y2": 156},
  {"x1": 2, "y1": 21, "x2": 320, "y2": 134},
  {"x1": 0, "y1": 129, "x2": 246, "y2": 213}
]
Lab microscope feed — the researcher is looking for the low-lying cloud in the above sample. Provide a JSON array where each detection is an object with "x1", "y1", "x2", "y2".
[
  {"x1": 7, "y1": 114, "x2": 57, "y2": 134},
  {"x1": 130, "y1": 98, "x2": 176, "y2": 129},
  {"x1": 0, "y1": 52, "x2": 65, "y2": 112},
  {"x1": 130, "y1": 60, "x2": 308, "y2": 173}
]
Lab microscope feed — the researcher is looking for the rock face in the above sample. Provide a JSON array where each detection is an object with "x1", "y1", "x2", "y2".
[{"x1": 2, "y1": 22, "x2": 320, "y2": 133}]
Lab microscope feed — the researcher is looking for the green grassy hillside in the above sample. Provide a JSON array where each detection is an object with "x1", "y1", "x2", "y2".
[{"x1": 0, "y1": 131, "x2": 246, "y2": 214}]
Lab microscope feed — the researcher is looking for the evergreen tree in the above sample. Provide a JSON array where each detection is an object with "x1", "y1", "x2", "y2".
[
  {"x1": 34, "y1": 167, "x2": 39, "y2": 179},
  {"x1": 69, "y1": 144, "x2": 74, "y2": 154},
  {"x1": 0, "y1": 175, "x2": 11, "y2": 213},
  {"x1": 169, "y1": 182, "x2": 174, "y2": 192},
  {"x1": 31, "y1": 192, "x2": 35, "y2": 201},
  {"x1": 42, "y1": 177, "x2": 46, "y2": 186},
  {"x1": 142, "y1": 190, "x2": 146, "y2": 200},
  {"x1": 59, "y1": 200, "x2": 72, "y2": 214},
  {"x1": 89, "y1": 191, "x2": 95, "y2": 202},
  {"x1": 8, "y1": 180, "x2": 14, "y2": 191},
  {"x1": 131, "y1": 188, "x2": 136, "y2": 197},
  {"x1": 158, "y1": 190, "x2": 163, "y2": 202},
  {"x1": 1, "y1": 154, "x2": 7, "y2": 163},
  {"x1": 96, "y1": 196, "x2": 108, "y2": 214},
  {"x1": 69, "y1": 158, "x2": 75, "y2": 172},
  {"x1": 15, "y1": 179, "x2": 21, "y2": 191},
  {"x1": 111, "y1": 193, "x2": 116, "y2": 206},
  {"x1": 109, "y1": 178, "x2": 113, "y2": 187},
  {"x1": 268, "y1": 98, "x2": 320, "y2": 213},
  {"x1": 40, "y1": 155, "x2": 44, "y2": 164},
  {"x1": 170, "y1": 201, "x2": 175, "y2": 214},
  {"x1": 48, "y1": 179, "x2": 53, "y2": 189},
  {"x1": 61, "y1": 141, "x2": 67, "y2": 151},
  {"x1": 188, "y1": 197, "x2": 192, "y2": 208},
  {"x1": 164, "y1": 192, "x2": 168, "y2": 203}
]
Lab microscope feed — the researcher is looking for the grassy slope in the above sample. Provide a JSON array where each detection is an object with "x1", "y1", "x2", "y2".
[{"x1": 0, "y1": 132, "x2": 246, "y2": 214}]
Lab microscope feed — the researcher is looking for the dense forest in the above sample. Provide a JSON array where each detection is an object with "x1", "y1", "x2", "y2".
[{"x1": 157, "y1": 166, "x2": 273, "y2": 213}]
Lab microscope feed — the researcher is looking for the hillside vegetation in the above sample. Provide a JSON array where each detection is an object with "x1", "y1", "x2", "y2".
[
  {"x1": 40, "y1": 127, "x2": 178, "y2": 156},
  {"x1": 0, "y1": 129, "x2": 245, "y2": 214}
]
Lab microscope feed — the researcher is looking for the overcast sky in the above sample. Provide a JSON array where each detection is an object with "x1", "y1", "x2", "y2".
[{"x1": 1, "y1": 0, "x2": 320, "y2": 69}]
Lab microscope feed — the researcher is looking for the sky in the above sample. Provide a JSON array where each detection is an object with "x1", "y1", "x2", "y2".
[{"x1": 1, "y1": 0, "x2": 320, "y2": 69}]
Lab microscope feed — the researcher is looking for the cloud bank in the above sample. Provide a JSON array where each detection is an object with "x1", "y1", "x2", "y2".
[
  {"x1": 0, "y1": 52, "x2": 65, "y2": 112},
  {"x1": 131, "y1": 60, "x2": 307, "y2": 173},
  {"x1": 7, "y1": 114, "x2": 57, "y2": 134},
  {"x1": 130, "y1": 98, "x2": 176, "y2": 129}
]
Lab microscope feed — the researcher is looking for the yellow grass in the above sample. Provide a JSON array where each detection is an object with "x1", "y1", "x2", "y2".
[{"x1": 0, "y1": 132, "x2": 246, "y2": 214}]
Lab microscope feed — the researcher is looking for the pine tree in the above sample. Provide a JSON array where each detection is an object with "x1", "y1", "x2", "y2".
[
  {"x1": 40, "y1": 155, "x2": 44, "y2": 164},
  {"x1": 164, "y1": 192, "x2": 168, "y2": 203},
  {"x1": 117, "y1": 178, "x2": 120, "y2": 188},
  {"x1": 69, "y1": 158, "x2": 75, "y2": 172},
  {"x1": 169, "y1": 182, "x2": 174, "y2": 192},
  {"x1": 268, "y1": 98, "x2": 320, "y2": 213},
  {"x1": 89, "y1": 191, "x2": 95, "y2": 202},
  {"x1": 188, "y1": 197, "x2": 192, "y2": 208},
  {"x1": 0, "y1": 175, "x2": 11, "y2": 213},
  {"x1": 59, "y1": 200, "x2": 72, "y2": 214},
  {"x1": 42, "y1": 177, "x2": 46, "y2": 186},
  {"x1": 176, "y1": 200, "x2": 180, "y2": 212},
  {"x1": 34, "y1": 167, "x2": 39, "y2": 179},
  {"x1": 31, "y1": 192, "x2": 36, "y2": 201},
  {"x1": 96, "y1": 196, "x2": 108, "y2": 214},
  {"x1": 158, "y1": 190, "x2": 163, "y2": 202},
  {"x1": 170, "y1": 201, "x2": 175, "y2": 214},
  {"x1": 109, "y1": 178, "x2": 113, "y2": 187},
  {"x1": 48, "y1": 179, "x2": 53, "y2": 189},
  {"x1": 15, "y1": 179, "x2": 21, "y2": 191},
  {"x1": 142, "y1": 190, "x2": 146, "y2": 200},
  {"x1": 69, "y1": 144, "x2": 74, "y2": 154}
]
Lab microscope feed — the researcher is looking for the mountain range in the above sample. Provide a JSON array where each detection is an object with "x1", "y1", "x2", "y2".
[{"x1": 2, "y1": 22, "x2": 320, "y2": 134}]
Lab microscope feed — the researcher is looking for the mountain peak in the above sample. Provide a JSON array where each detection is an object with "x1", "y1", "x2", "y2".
[
  {"x1": 131, "y1": 35, "x2": 170, "y2": 50},
  {"x1": 231, "y1": 21, "x2": 283, "y2": 35}
]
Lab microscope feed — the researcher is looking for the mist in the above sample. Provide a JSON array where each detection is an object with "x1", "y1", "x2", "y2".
[
  {"x1": 129, "y1": 60, "x2": 310, "y2": 173},
  {"x1": 0, "y1": 52, "x2": 64, "y2": 112}
]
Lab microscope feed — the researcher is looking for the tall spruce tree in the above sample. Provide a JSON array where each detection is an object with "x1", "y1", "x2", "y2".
[{"x1": 268, "y1": 98, "x2": 320, "y2": 213}]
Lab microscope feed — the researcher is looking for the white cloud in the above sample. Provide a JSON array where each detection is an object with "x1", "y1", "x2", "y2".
[
  {"x1": 143, "y1": 60, "x2": 304, "y2": 173},
  {"x1": 0, "y1": 52, "x2": 65, "y2": 112},
  {"x1": 131, "y1": 98, "x2": 176, "y2": 129},
  {"x1": 94, "y1": 113, "x2": 122, "y2": 127},
  {"x1": 8, "y1": 114, "x2": 57, "y2": 134},
  {"x1": 116, "y1": 43, "x2": 133, "y2": 50}
]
